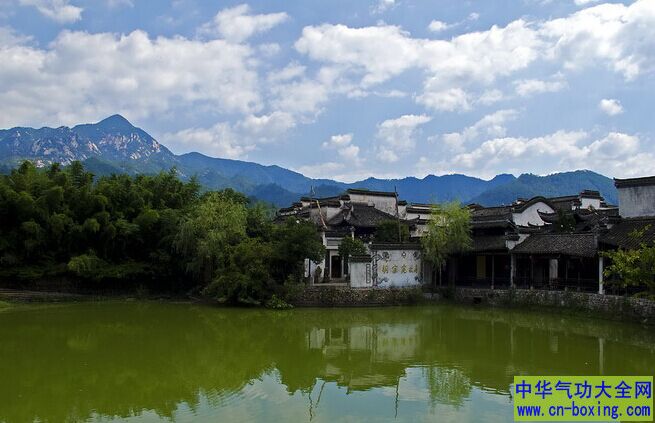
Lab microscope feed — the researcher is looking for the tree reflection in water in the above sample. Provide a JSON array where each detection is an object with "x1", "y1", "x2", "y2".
[{"x1": 0, "y1": 303, "x2": 653, "y2": 422}]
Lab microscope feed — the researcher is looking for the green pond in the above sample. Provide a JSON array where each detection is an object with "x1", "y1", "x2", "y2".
[{"x1": 0, "y1": 302, "x2": 653, "y2": 423}]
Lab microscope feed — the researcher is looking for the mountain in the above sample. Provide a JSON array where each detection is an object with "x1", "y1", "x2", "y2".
[
  {"x1": 0, "y1": 115, "x2": 619, "y2": 207},
  {"x1": 469, "y1": 170, "x2": 618, "y2": 206},
  {"x1": 0, "y1": 114, "x2": 177, "y2": 174}
]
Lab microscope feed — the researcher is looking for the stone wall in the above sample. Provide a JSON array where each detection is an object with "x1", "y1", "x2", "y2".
[
  {"x1": 447, "y1": 287, "x2": 655, "y2": 324},
  {"x1": 292, "y1": 286, "x2": 425, "y2": 307}
]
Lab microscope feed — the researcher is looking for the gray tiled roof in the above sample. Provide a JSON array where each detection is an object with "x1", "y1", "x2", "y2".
[
  {"x1": 511, "y1": 233, "x2": 597, "y2": 257},
  {"x1": 600, "y1": 217, "x2": 655, "y2": 250},
  {"x1": 326, "y1": 203, "x2": 397, "y2": 228}
]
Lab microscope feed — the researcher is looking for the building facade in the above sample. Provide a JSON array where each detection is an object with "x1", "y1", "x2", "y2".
[{"x1": 279, "y1": 179, "x2": 654, "y2": 293}]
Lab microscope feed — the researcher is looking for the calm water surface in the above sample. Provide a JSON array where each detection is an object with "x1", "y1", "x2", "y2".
[{"x1": 0, "y1": 302, "x2": 653, "y2": 422}]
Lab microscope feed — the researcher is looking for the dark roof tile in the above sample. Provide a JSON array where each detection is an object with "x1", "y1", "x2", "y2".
[
  {"x1": 512, "y1": 233, "x2": 597, "y2": 257},
  {"x1": 600, "y1": 217, "x2": 655, "y2": 249}
]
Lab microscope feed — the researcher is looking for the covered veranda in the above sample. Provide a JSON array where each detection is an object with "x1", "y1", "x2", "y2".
[{"x1": 510, "y1": 233, "x2": 603, "y2": 293}]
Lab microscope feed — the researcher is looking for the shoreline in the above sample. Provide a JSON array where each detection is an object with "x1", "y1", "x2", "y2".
[{"x1": 2, "y1": 286, "x2": 654, "y2": 326}]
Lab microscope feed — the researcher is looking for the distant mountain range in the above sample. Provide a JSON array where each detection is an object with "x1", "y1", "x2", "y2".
[{"x1": 0, "y1": 115, "x2": 619, "y2": 206}]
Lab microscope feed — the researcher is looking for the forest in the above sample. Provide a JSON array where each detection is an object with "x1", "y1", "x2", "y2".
[{"x1": 0, "y1": 161, "x2": 325, "y2": 306}]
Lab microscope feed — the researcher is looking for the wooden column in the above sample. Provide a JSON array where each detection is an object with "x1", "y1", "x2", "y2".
[
  {"x1": 598, "y1": 255, "x2": 605, "y2": 295},
  {"x1": 510, "y1": 254, "x2": 516, "y2": 288},
  {"x1": 491, "y1": 255, "x2": 495, "y2": 290}
]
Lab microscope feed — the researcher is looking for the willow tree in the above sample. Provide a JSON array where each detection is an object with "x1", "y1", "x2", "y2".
[{"x1": 421, "y1": 201, "x2": 472, "y2": 288}]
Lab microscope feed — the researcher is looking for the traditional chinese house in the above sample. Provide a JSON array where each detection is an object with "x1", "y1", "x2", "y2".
[
  {"x1": 278, "y1": 180, "x2": 655, "y2": 293},
  {"x1": 278, "y1": 189, "x2": 421, "y2": 284}
]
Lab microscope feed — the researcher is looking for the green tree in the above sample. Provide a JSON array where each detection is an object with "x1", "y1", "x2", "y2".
[
  {"x1": 271, "y1": 218, "x2": 325, "y2": 284},
  {"x1": 602, "y1": 226, "x2": 655, "y2": 297},
  {"x1": 338, "y1": 237, "x2": 367, "y2": 258},
  {"x1": 174, "y1": 191, "x2": 248, "y2": 285},
  {"x1": 375, "y1": 219, "x2": 410, "y2": 242},
  {"x1": 421, "y1": 201, "x2": 472, "y2": 287}
]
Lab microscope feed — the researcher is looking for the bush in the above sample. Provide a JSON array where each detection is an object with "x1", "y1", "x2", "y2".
[{"x1": 265, "y1": 294, "x2": 293, "y2": 310}]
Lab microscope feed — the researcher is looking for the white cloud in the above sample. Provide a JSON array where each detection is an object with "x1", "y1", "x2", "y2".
[
  {"x1": 477, "y1": 89, "x2": 504, "y2": 105},
  {"x1": 199, "y1": 4, "x2": 288, "y2": 42},
  {"x1": 514, "y1": 77, "x2": 567, "y2": 97},
  {"x1": 598, "y1": 98, "x2": 624, "y2": 116},
  {"x1": 428, "y1": 20, "x2": 452, "y2": 33},
  {"x1": 574, "y1": 0, "x2": 600, "y2": 5},
  {"x1": 441, "y1": 109, "x2": 518, "y2": 149},
  {"x1": 540, "y1": 1, "x2": 655, "y2": 80},
  {"x1": 441, "y1": 130, "x2": 649, "y2": 178},
  {"x1": 297, "y1": 162, "x2": 344, "y2": 179},
  {"x1": 238, "y1": 112, "x2": 296, "y2": 139},
  {"x1": 416, "y1": 87, "x2": 470, "y2": 112},
  {"x1": 339, "y1": 144, "x2": 361, "y2": 161},
  {"x1": 588, "y1": 132, "x2": 638, "y2": 159},
  {"x1": 296, "y1": 19, "x2": 543, "y2": 112},
  {"x1": 106, "y1": 0, "x2": 133, "y2": 8},
  {"x1": 296, "y1": 0, "x2": 655, "y2": 114},
  {"x1": 376, "y1": 114, "x2": 431, "y2": 162},
  {"x1": 371, "y1": 0, "x2": 396, "y2": 14},
  {"x1": 19, "y1": 0, "x2": 82, "y2": 23},
  {"x1": 160, "y1": 123, "x2": 255, "y2": 159},
  {"x1": 428, "y1": 13, "x2": 478, "y2": 33},
  {"x1": 322, "y1": 133, "x2": 353, "y2": 148},
  {"x1": 0, "y1": 29, "x2": 262, "y2": 128},
  {"x1": 161, "y1": 112, "x2": 296, "y2": 159},
  {"x1": 268, "y1": 66, "x2": 350, "y2": 124},
  {"x1": 321, "y1": 133, "x2": 361, "y2": 162},
  {"x1": 267, "y1": 63, "x2": 306, "y2": 83}
]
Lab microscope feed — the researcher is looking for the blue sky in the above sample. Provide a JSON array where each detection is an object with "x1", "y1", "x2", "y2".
[{"x1": 0, "y1": 0, "x2": 653, "y2": 181}]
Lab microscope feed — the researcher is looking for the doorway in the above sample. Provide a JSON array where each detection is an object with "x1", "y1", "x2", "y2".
[{"x1": 330, "y1": 255, "x2": 342, "y2": 279}]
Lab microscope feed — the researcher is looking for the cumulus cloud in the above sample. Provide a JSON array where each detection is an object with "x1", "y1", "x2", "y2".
[
  {"x1": 160, "y1": 123, "x2": 255, "y2": 159},
  {"x1": 416, "y1": 87, "x2": 471, "y2": 112},
  {"x1": 199, "y1": 4, "x2": 289, "y2": 42},
  {"x1": 0, "y1": 29, "x2": 262, "y2": 128},
  {"x1": 599, "y1": 98, "x2": 624, "y2": 116},
  {"x1": 376, "y1": 114, "x2": 431, "y2": 163},
  {"x1": 428, "y1": 13, "x2": 479, "y2": 33},
  {"x1": 322, "y1": 133, "x2": 353, "y2": 148},
  {"x1": 19, "y1": 0, "x2": 82, "y2": 23},
  {"x1": 441, "y1": 130, "x2": 649, "y2": 178},
  {"x1": 296, "y1": 19, "x2": 542, "y2": 112},
  {"x1": 539, "y1": 1, "x2": 655, "y2": 80},
  {"x1": 441, "y1": 109, "x2": 519, "y2": 150},
  {"x1": 238, "y1": 111, "x2": 296, "y2": 138},
  {"x1": 161, "y1": 111, "x2": 296, "y2": 159},
  {"x1": 296, "y1": 0, "x2": 655, "y2": 114},
  {"x1": 321, "y1": 133, "x2": 361, "y2": 162},
  {"x1": 514, "y1": 77, "x2": 567, "y2": 97},
  {"x1": 427, "y1": 20, "x2": 452, "y2": 33}
]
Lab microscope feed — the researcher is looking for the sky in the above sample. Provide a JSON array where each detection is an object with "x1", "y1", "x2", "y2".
[{"x1": 0, "y1": 0, "x2": 654, "y2": 182}]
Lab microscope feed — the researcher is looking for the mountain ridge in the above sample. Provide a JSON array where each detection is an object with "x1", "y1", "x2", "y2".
[{"x1": 0, "y1": 115, "x2": 619, "y2": 206}]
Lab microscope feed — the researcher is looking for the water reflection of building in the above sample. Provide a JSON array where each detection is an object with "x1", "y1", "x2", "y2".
[{"x1": 306, "y1": 323, "x2": 420, "y2": 391}]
